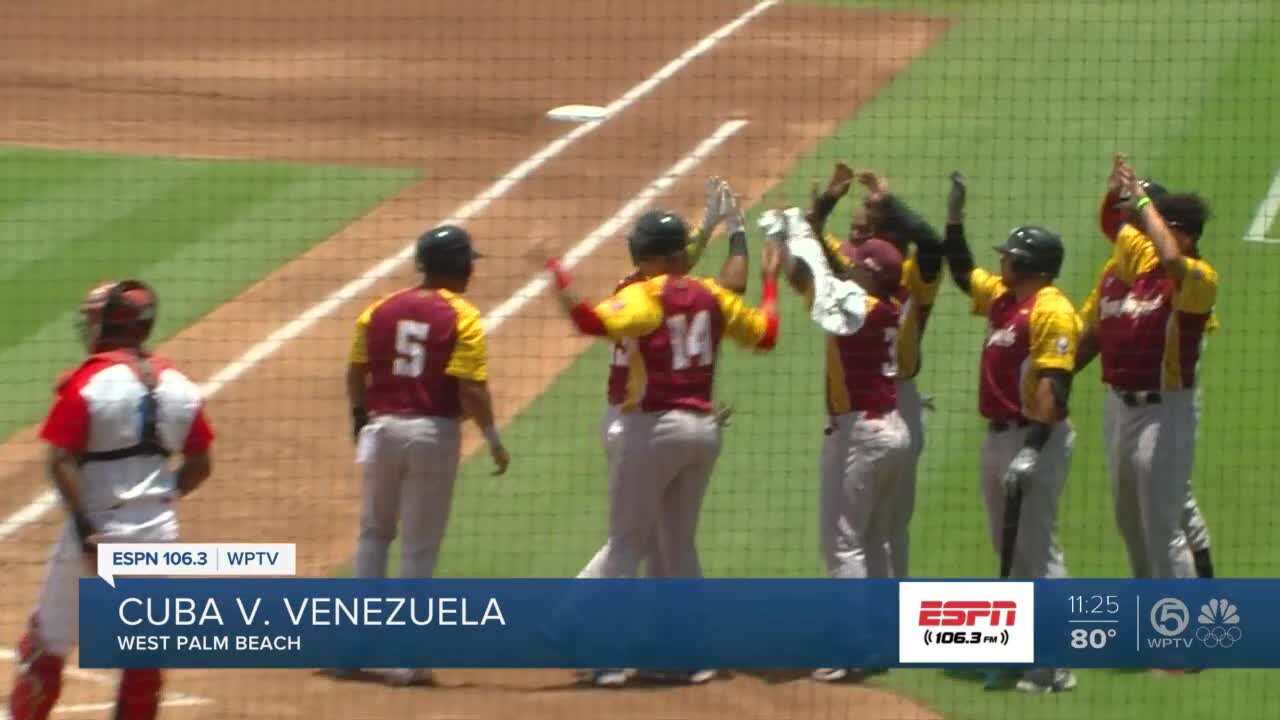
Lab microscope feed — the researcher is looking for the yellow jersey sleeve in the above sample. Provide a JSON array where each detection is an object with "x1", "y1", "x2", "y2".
[
  {"x1": 705, "y1": 278, "x2": 768, "y2": 347},
  {"x1": 969, "y1": 268, "x2": 1006, "y2": 317},
  {"x1": 442, "y1": 292, "x2": 487, "y2": 382},
  {"x1": 594, "y1": 279, "x2": 665, "y2": 340},
  {"x1": 1172, "y1": 257, "x2": 1219, "y2": 315},
  {"x1": 348, "y1": 297, "x2": 385, "y2": 364},
  {"x1": 1077, "y1": 260, "x2": 1115, "y2": 331},
  {"x1": 824, "y1": 233, "x2": 854, "y2": 273},
  {"x1": 1028, "y1": 289, "x2": 1081, "y2": 373},
  {"x1": 1112, "y1": 224, "x2": 1160, "y2": 283},
  {"x1": 903, "y1": 254, "x2": 940, "y2": 306}
]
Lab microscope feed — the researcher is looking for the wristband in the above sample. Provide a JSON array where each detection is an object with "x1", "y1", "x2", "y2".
[
  {"x1": 1135, "y1": 196, "x2": 1152, "y2": 211},
  {"x1": 728, "y1": 231, "x2": 748, "y2": 258},
  {"x1": 482, "y1": 425, "x2": 504, "y2": 449},
  {"x1": 762, "y1": 276, "x2": 778, "y2": 304},
  {"x1": 545, "y1": 258, "x2": 572, "y2": 290}
]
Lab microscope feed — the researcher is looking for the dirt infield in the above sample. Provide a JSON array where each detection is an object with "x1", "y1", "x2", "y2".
[{"x1": 0, "y1": 1, "x2": 947, "y2": 717}]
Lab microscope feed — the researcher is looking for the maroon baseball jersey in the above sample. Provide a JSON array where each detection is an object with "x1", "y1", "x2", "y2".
[
  {"x1": 350, "y1": 287, "x2": 487, "y2": 418},
  {"x1": 606, "y1": 270, "x2": 645, "y2": 408},
  {"x1": 593, "y1": 275, "x2": 772, "y2": 414},
  {"x1": 826, "y1": 297, "x2": 902, "y2": 415}
]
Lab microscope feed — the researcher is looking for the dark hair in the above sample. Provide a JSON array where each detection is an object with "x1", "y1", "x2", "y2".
[{"x1": 1155, "y1": 192, "x2": 1210, "y2": 240}]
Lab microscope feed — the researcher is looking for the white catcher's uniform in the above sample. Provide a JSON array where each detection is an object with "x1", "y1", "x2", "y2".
[{"x1": 31, "y1": 351, "x2": 212, "y2": 655}]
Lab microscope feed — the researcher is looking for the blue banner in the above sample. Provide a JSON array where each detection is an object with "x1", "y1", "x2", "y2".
[{"x1": 78, "y1": 578, "x2": 1271, "y2": 669}]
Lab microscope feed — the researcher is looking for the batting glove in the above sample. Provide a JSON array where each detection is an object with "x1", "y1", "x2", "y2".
[
  {"x1": 720, "y1": 180, "x2": 745, "y2": 237},
  {"x1": 702, "y1": 176, "x2": 727, "y2": 231},
  {"x1": 757, "y1": 209, "x2": 787, "y2": 243},
  {"x1": 1002, "y1": 447, "x2": 1038, "y2": 495}
]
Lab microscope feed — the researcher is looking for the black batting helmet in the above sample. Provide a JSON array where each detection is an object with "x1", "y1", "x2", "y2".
[
  {"x1": 627, "y1": 210, "x2": 689, "y2": 262},
  {"x1": 415, "y1": 224, "x2": 481, "y2": 277},
  {"x1": 994, "y1": 226, "x2": 1064, "y2": 278},
  {"x1": 1139, "y1": 178, "x2": 1168, "y2": 199}
]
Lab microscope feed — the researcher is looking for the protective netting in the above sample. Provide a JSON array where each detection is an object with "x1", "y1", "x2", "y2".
[{"x1": 1, "y1": 1, "x2": 1276, "y2": 719}]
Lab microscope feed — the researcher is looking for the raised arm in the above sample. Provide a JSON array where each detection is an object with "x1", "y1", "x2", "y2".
[
  {"x1": 716, "y1": 179, "x2": 749, "y2": 294},
  {"x1": 943, "y1": 172, "x2": 974, "y2": 295},
  {"x1": 1117, "y1": 162, "x2": 1189, "y2": 285},
  {"x1": 807, "y1": 162, "x2": 854, "y2": 238}
]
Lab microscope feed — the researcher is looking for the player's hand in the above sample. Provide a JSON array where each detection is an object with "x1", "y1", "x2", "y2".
[
  {"x1": 761, "y1": 233, "x2": 784, "y2": 278},
  {"x1": 758, "y1": 208, "x2": 787, "y2": 243},
  {"x1": 720, "y1": 180, "x2": 746, "y2": 237},
  {"x1": 489, "y1": 444, "x2": 511, "y2": 476},
  {"x1": 702, "y1": 176, "x2": 728, "y2": 231},
  {"x1": 826, "y1": 162, "x2": 855, "y2": 199},
  {"x1": 713, "y1": 402, "x2": 734, "y2": 428},
  {"x1": 855, "y1": 169, "x2": 889, "y2": 196},
  {"x1": 947, "y1": 171, "x2": 967, "y2": 224},
  {"x1": 1108, "y1": 152, "x2": 1130, "y2": 194},
  {"x1": 1002, "y1": 447, "x2": 1038, "y2": 496}
]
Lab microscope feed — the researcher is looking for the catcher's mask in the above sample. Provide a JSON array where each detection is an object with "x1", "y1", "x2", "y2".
[{"x1": 78, "y1": 279, "x2": 157, "y2": 352}]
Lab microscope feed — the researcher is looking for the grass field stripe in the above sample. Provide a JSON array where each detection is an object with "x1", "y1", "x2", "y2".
[
  {"x1": 1243, "y1": 167, "x2": 1280, "y2": 243},
  {"x1": 485, "y1": 119, "x2": 749, "y2": 334},
  {"x1": 0, "y1": 2, "x2": 774, "y2": 543}
]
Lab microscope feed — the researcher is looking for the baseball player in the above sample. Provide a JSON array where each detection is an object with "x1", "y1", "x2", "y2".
[
  {"x1": 943, "y1": 174, "x2": 1079, "y2": 694},
  {"x1": 807, "y1": 164, "x2": 943, "y2": 580},
  {"x1": 767, "y1": 206, "x2": 909, "y2": 681},
  {"x1": 546, "y1": 208, "x2": 780, "y2": 686},
  {"x1": 600, "y1": 178, "x2": 749, "y2": 581},
  {"x1": 1072, "y1": 157, "x2": 1218, "y2": 580},
  {"x1": 346, "y1": 224, "x2": 508, "y2": 686},
  {"x1": 10, "y1": 280, "x2": 215, "y2": 720}
]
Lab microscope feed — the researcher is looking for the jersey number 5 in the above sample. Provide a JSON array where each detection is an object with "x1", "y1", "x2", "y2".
[
  {"x1": 668, "y1": 310, "x2": 713, "y2": 370},
  {"x1": 392, "y1": 320, "x2": 430, "y2": 377}
]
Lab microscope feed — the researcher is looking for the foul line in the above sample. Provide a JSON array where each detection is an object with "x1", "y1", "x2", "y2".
[
  {"x1": 1244, "y1": 167, "x2": 1280, "y2": 243},
  {"x1": 0, "y1": 0, "x2": 775, "y2": 543}
]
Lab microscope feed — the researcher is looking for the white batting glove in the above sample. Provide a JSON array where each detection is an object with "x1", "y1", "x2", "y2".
[
  {"x1": 702, "y1": 176, "x2": 727, "y2": 231},
  {"x1": 1003, "y1": 447, "x2": 1039, "y2": 496},
  {"x1": 757, "y1": 208, "x2": 788, "y2": 243},
  {"x1": 720, "y1": 180, "x2": 745, "y2": 237}
]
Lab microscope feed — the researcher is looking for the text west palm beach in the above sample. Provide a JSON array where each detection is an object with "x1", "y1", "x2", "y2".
[{"x1": 117, "y1": 596, "x2": 508, "y2": 628}]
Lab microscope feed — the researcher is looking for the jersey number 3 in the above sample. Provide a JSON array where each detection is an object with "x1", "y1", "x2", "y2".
[
  {"x1": 667, "y1": 310, "x2": 713, "y2": 370},
  {"x1": 393, "y1": 320, "x2": 430, "y2": 377}
]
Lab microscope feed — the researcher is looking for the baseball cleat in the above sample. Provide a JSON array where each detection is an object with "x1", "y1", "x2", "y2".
[
  {"x1": 811, "y1": 668, "x2": 851, "y2": 682},
  {"x1": 588, "y1": 669, "x2": 635, "y2": 687},
  {"x1": 686, "y1": 669, "x2": 717, "y2": 684},
  {"x1": 1015, "y1": 669, "x2": 1076, "y2": 694},
  {"x1": 382, "y1": 668, "x2": 435, "y2": 686}
]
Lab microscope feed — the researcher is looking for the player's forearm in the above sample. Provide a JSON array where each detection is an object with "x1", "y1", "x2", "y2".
[
  {"x1": 346, "y1": 363, "x2": 370, "y2": 436},
  {"x1": 1136, "y1": 200, "x2": 1187, "y2": 282},
  {"x1": 756, "y1": 277, "x2": 780, "y2": 350},
  {"x1": 686, "y1": 225, "x2": 712, "y2": 270},
  {"x1": 459, "y1": 380, "x2": 504, "y2": 449},
  {"x1": 943, "y1": 222, "x2": 974, "y2": 295},
  {"x1": 1074, "y1": 330, "x2": 1099, "y2": 374},
  {"x1": 545, "y1": 259, "x2": 608, "y2": 336},
  {"x1": 176, "y1": 453, "x2": 212, "y2": 498},
  {"x1": 47, "y1": 446, "x2": 96, "y2": 550},
  {"x1": 717, "y1": 231, "x2": 749, "y2": 294},
  {"x1": 807, "y1": 190, "x2": 840, "y2": 237}
]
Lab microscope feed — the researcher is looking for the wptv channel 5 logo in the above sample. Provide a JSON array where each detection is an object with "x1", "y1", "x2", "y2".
[
  {"x1": 899, "y1": 582, "x2": 1035, "y2": 664},
  {"x1": 1148, "y1": 597, "x2": 1242, "y2": 650}
]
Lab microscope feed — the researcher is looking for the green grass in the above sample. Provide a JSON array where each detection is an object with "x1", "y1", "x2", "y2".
[
  {"x1": 0, "y1": 147, "x2": 416, "y2": 439},
  {"x1": 420, "y1": 1, "x2": 1280, "y2": 719}
]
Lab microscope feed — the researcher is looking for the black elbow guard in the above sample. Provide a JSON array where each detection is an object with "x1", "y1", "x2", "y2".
[{"x1": 1049, "y1": 370, "x2": 1072, "y2": 411}]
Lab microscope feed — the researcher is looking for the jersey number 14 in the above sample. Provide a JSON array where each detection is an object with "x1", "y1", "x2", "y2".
[
  {"x1": 392, "y1": 320, "x2": 430, "y2": 377},
  {"x1": 667, "y1": 310, "x2": 713, "y2": 370}
]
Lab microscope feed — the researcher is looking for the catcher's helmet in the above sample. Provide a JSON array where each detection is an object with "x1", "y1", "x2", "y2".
[
  {"x1": 628, "y1": 210, "x2": 689, "y2": 262},
  {"x1": 416, "y1": 224, "x2": 481, "y2": 276},
  {"x1": 79, "y1": 279, "x2": 157, "y2": 351},
  {"x1": 994, "y1": 226, "x2": 1064, "y2": 278}
]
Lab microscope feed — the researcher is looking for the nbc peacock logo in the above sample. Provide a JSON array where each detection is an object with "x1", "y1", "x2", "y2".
[{"x1": 1194, "y1": 598, "x2": 1242, "y2": 649}]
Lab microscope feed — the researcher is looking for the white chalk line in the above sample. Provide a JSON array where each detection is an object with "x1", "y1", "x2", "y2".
[
  {"x1": 0, "y1": 0, "x2": 776, "y2": 543},
  {"x1": 1243, "y1": 167, "x2": 1280, "y2": 243}
]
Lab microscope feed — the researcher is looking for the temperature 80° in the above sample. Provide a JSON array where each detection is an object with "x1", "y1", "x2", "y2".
[{"x1": 1070, "y1": 627, "x2": 1118, "y2": 649}]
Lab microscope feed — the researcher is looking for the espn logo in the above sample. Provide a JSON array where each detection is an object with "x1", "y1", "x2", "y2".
[
  {"x1": 899, "y1": 582, "x2": 1034, "y2": 664},
  {"x1": 919, "y1": 600, "x2": 1017, "y2": 627}
]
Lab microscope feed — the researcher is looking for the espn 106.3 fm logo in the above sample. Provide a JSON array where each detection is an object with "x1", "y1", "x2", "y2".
[{"x1": 898, "y1": 582, "x2": 1035, "y2": 663}]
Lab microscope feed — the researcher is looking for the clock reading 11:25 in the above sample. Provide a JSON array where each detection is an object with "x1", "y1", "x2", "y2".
[{"x1": 1068, "y1": 595, "x2": 1120, "y2": 615}]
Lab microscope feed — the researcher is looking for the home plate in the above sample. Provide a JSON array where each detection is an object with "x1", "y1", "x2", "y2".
[{"x1": 546, "y1": 104, "x2": 609, "y2": 122}]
